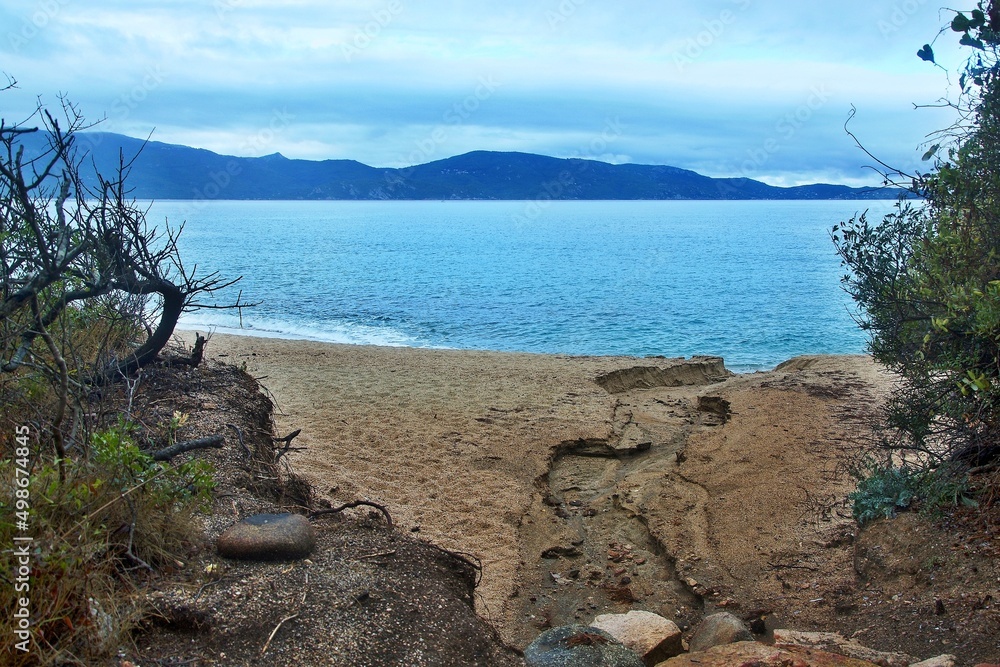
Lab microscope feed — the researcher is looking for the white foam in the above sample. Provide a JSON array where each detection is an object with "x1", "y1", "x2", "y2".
[{"x1": 177, "y1": 312, "x2": 420, "y2": 348}]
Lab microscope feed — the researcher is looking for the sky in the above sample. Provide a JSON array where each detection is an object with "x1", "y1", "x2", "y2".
[{"x1": 0, "y1": 0, "x2": 973, "y2": 187}]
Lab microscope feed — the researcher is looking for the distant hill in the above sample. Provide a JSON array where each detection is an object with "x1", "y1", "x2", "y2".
[{"x1": 20, "y1": 131, "x2": 901, "y2": 200}]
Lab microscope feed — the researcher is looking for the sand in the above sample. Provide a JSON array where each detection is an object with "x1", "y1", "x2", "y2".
[{"x1": 177, "y1": 331, "x2": 892, "y2": 641}]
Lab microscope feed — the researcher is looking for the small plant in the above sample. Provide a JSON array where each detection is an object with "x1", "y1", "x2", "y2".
[
  {"x1": 850, "y1": 465, "x2": 919, "y2": 526},
  {"x1": 849, "y1": 462, "x2": 977, "y2": 526},
  {"x1": 0, "y1": 421, "x2": 216, "y2": 665}
]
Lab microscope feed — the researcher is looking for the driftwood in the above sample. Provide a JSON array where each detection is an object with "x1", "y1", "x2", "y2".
[
  {"x1": 309, "y1": 500, "x2": 393, "y2": 528},
  {"x1": 273, "y1": 428, "x2": 303, "y2": 462},
  {"x1": 151, "y1": 434, "x2": 224, "y2": 461}
]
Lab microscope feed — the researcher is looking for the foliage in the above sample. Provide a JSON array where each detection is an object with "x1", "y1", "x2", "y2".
[
  {"x1": 849, "y1": 465, "x2": 920, "y2": 525},
  {"x1": 849, "y1": 462, "x2": 976, "y2": 526},
  {"x1": 835, "y1": 2, "x2": 1000, "y2": 515},
  {"x1": 1, "y1": 78, "x2": 247, "y2": 475},
  {"x1": 0, "y1": 81, "x2": 234, "y2": 664},
  {"x1": 0, "y1": 422, "x2": 214, "y2": 665}
]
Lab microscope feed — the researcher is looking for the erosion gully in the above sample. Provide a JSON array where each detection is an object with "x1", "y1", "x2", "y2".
[{"x1": 507, "y1": 358, "x2": 733, "y2": 646}]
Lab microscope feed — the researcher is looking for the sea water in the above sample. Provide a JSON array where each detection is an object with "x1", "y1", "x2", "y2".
[{"x1": 151, "y1": 199, "x2": 898, "y2": 372}]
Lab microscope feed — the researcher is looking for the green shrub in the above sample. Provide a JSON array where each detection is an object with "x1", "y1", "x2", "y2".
[
  {"x1": 850, "y1": 466, "x2": 920, "y2": 525},
  {"x1": 850, "y1": 463, "x2": 977, "y2": 526},
  {"x1": 0, "y1": 422, "x2": 215, "y2": 665}
]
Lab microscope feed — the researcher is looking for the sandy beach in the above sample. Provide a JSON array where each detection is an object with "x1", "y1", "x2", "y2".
[{"x1": 178, "y1": 330, "x2": 891, "y2": 643}]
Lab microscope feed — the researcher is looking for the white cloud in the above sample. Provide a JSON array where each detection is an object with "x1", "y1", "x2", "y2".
[{"x1": 0, "y1": 0, "x2": 972, "y2": 184}]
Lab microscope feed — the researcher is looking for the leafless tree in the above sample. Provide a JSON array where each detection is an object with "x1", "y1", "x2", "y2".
[{"x1": 1, "y1": 79, "x2": 247, "y2": 464}]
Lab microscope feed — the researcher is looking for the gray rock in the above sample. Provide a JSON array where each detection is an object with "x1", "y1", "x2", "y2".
[
  {"x1": 524, "y1": 624, "x2": 644, "y2": 667},
  {"x1": 591, "y1": 610, "x2": 683, "y2": 665},
  {"x1": 687, "y1": 612, "x2": 754, "y2": 653},
  {"x1": 773, "y1": 629, "x2": 916, "y2": 667},
  {"x1": 909, "y1": 656, "x2": 957, "y2": 667},
  {"x1": 216, "y1": 512, "x2": 316, "y2": 561}
]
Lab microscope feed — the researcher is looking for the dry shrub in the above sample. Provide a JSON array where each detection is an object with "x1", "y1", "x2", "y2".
[{"x1": 1, "y1": 422, "x2": 213, "y2": 665}]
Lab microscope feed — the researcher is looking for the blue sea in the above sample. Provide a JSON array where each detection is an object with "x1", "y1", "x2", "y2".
[{"x1": 151, "y1": 199, "x2": 898, "y2": 372}]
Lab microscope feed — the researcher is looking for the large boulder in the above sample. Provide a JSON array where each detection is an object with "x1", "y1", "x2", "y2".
[
  {"x1": 686, "y1": 612, "x2": 753, "y2": 653},
  {"x1": 524, "y1": 624, "x2": 644, "y2": 667},
  {"x1": 590, "y1": 610, "x2": 682, "y2": 665},
  {"x1": 216, "y1": 513, "x2": 316, "y2": 561}
]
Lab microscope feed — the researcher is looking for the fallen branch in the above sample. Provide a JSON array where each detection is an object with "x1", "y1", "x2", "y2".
[
  {"x1": 163, "y1": 333, "x2": 208, "y2": 368},
  {"x1": 151, "y1": 435, "x2": 224, "y2": 461},
  {"x1": 969, "y1": 462, "x2": 1000, "y2": 475},
  {"x1": 309, "y1": 500, "x2": 393, "y2": 529},
  {"x1": 273, "y1": 428, "x2": 302, "y2": 462}
]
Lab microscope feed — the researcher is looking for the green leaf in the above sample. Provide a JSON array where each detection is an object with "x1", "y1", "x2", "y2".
[
  {"x1": 917, "y1": 44, "x2": 935, "y2": 62},
  {"x1": 952, "y1": 13, "x2": 972, "y2": 32},
  {"x1": 922, "y1": 144, "x2": 941, "y2": 161},
  {"x1": 960, "y1": 33, "x2": 986, "y2": 49},
  {"x1": 971, "y1": 9, "x2": 986, "y2": 27}
]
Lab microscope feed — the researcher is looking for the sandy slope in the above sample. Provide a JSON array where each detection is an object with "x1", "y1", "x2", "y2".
[{"x1": 180, "y1": 335, "x2": 892, "y2": 626}]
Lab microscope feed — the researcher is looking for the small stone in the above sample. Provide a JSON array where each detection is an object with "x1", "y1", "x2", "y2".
[
  {"x1": 910, "y1": 656, "x2": 958, "y2": 667},
  {"x1": 216, "y1": 513, "x2": 315, "y2": 561},
  {"x1": 687, "y1": 612, "x2": 754, "y2": 652},
  {"x1": 524, "y1": 624, "x2": 644, "y2": 667},
  {"x1": 542, "y1": 545, "x2": 582, "y2": 559},
  {"x1": 591, "y1": 610, "x2": 683, "y2": 664}
]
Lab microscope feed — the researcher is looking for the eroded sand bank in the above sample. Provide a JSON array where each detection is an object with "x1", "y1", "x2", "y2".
[{"x1": 180, "y1": 332, "x2": 889, "y2": 642}]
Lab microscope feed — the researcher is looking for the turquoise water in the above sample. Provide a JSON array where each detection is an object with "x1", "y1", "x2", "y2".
[{"x1": 153, "y1": 199, "x2": 894, "y2": 371}]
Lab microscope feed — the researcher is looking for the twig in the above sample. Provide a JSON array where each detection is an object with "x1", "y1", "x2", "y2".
[
  {"x1": 273, "y1": 428, "x2": 302, "y2": 462},
  {"x1": 151, "y1": 434, "x2": 224, "y2": 461},
  {"x1": 309, "y1": 500, "x2": 393, "y2": 528},
  {"x1": 123, "y1": 496, "x2": 154, "y2": 572},
  {"x1": 226, "y1": 422, "x2": 251, "y2": 456},
  {"x1": 431, "y1": 546, "x2": 484, "y2": 587},
  {"x1": 194, "y1": 578, "x2": 221, "y2": 601},
  {"x1": 260, "y1": 613, "x2": 299, "y2": 655},
  {"x1": 358, "y1": 550, "x2": 396, "y2": 560}
]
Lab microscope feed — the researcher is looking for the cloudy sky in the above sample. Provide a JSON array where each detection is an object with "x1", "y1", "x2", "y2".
[{"x1": 0, "y1": 1, "x2": 969, "y2": 186}]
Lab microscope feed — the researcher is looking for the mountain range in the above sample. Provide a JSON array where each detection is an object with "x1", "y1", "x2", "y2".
[{"x1": 30, "y1": 131, "x2": 901, "y2": 201}]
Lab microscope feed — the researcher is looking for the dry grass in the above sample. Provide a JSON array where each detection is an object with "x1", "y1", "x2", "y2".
[{"x1": 0, "y1": 418, "x2": 211, "y2": 666}]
